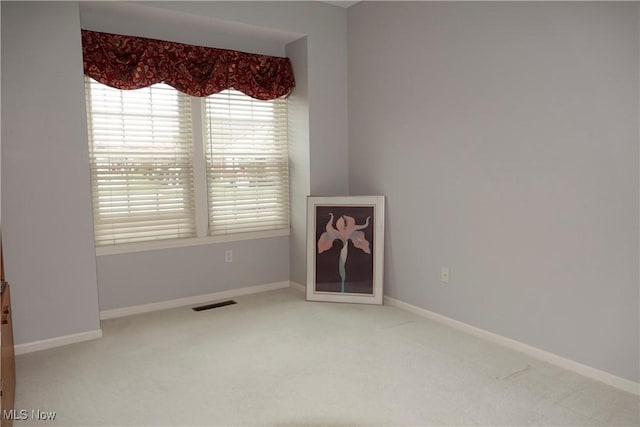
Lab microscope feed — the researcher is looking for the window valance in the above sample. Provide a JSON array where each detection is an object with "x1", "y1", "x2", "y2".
[{"x1": 81, "y1": 30, "x2": 295, "y2": 100}]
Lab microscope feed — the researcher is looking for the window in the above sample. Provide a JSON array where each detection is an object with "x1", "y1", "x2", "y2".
[
  {"x1": 85, "y1": 78, "x2": 289, "y2": 247},
  {"x1": 204, "y1": 91, "x2": 289, "y2": 235},
  {"x1": 85, "y1": 80, "x2": 196, "y2": 246}
]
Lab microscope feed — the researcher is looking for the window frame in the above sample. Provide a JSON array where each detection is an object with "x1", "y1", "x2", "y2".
[
  {"x1": 85, "y1": 78, "x2": 291, "y2": 256},
  {"x1": 203, "y1": 90, "x2": 290, "y2": 237},
  {"x1": 95, "y1": 228, "x2": 290, "y2": 256}
]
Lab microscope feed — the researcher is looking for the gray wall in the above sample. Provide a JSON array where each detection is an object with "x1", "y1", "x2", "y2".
[
  {"x1": 97, "y1": 237, "x2": 288, "y2": 310},
  {"x1": 286, "y1": 36, "x2": 311, "y2": 286},
  {"x1": 348, "y1": 2, "x2": 639, "y2": 382},
  {"x1": 1, "y1": 2, "x2": 101, "y2": 344}
]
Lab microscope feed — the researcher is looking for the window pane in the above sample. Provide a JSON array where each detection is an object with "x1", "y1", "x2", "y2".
[
  {"x1": 203, "y1": 90, "x2": 289, "y2": 235},
  {"x1": 85, "y1": 78, "x2": 196, "y2": 246}
]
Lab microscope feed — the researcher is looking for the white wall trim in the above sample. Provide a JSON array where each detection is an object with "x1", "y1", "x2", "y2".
[
  {"x1": 383, "y1": 296, "x2": 639, "y2": 396},
  {"x1": 18, "y1": 282, "x2": 637, "y2": 396},
  {"x1": 15, "y1": 329, "x2": 103, "y2": 356},
  {"x1": 290, "y1": 281, "x2": 306, "y2": 292},
  {"x1": 100, "y1": 281, "x2": 290, "y2": 320}
]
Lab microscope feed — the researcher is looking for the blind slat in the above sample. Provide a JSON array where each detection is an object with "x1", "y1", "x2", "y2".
[
  {"x1": 204, "y1": 90, "x2": 289, "y2": 236},
  {"x1": 85, "y1": 77, "x2": 197, "y2": 246}
]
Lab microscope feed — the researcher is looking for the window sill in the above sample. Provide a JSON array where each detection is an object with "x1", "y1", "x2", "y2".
[{"x1": 95, "y1": 229, "x2": 290, "y2": 256}]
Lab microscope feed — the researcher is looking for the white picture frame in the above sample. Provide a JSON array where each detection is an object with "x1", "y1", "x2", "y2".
[{"x1": 306, "y1": 195, "x2": 385, "y2": 305}]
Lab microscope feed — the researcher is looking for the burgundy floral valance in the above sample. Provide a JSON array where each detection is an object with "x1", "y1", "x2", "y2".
[{"x1": 81, "y1": 30, "x2": 295, "y2": 100}]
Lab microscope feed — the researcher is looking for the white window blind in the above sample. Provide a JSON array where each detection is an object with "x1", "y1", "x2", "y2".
[
  {"x1": 85, "y1": 78, "x2": 196, "y2": 246},
  {"x1": 204, "y1": 90, "x2": 289, "y2": 236}
]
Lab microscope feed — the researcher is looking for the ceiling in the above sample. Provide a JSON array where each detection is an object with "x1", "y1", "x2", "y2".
[{"x1": 320, "y1": 1, "x2": 360, "y2": 8}]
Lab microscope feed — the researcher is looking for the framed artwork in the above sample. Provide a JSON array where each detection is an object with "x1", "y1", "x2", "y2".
[{"x1": 306, "y1": 195, "x2": 385, "y2": 305}]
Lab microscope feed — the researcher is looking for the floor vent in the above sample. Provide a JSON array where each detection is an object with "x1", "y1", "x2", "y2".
[{"x1": 192, "y1": 300, "x2": 237, "y2": 312}]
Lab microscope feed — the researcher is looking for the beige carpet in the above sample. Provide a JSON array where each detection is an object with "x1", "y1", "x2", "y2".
[{"x1": 15, "y1": 287, "x2": 640, "y2": 426}]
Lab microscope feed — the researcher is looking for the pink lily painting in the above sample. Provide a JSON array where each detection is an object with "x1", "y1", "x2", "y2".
[
  {"x1": 317, "y1": 213, "x2": 371, "y2": 293},
  {"x1": 307, "y1": 196, "x2": 384, "y2": 304}
]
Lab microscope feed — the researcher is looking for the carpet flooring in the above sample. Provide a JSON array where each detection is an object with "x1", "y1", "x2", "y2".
[{"x1": 15, "y1": 287, "x2": 640, "y2": 426}]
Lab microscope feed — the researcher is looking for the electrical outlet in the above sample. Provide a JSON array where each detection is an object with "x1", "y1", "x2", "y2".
[
  {"x1": 441, "y1": 266, "x2": 450, "y2": 283},
  {"x1": 225, "y1": 250, "x2": 233, "y2": 263}
]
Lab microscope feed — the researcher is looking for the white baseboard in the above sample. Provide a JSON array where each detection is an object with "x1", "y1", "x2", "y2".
[
  {"x1": 18, "y1": 281, "x2": 637, "y2": 395},
  {"x1": 384, "y1": 296, "x2": 639, "y2": 396},
  {"x1": 15, "y1": 329, "x2": 103, "y2": 355},
  {"x1": 100, "y1": 281, "x2": 290, "y2": 320},
  {"x1": 17, "y1": 281, "x2": 290, "y2": 355},
  {"x1": 290, "y1": 281, "x2": 306, "y2": 292},
  {"x1": 227, "y1": 282, "x2": 640, "y2": 395}
]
